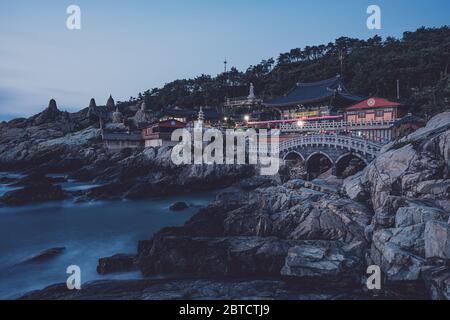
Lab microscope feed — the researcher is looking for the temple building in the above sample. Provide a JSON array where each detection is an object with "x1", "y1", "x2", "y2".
[
  {"x1": 142, "y1": 119, "x2": 186, "y2": 148},
  {"x1": 102, "y1": 131, "x2": 143, "y2": 150},
  {"x1": 249, "y1": 76, "x2": 418, "y2": 143},
  {"x1": 101, "y1": 97, "x2": 151, "y2": 150},
  {"x1": 264, "y1": 75, "x2": 363, "y2": 120},
  {"x1": 345, "y1": 97, "x2": 405, "y2": 122},
  {"x1": 343, "y1": 97, "x2": 406, "y2": 142},
  {"x1": 162, "y1": 107, "x2": 222, "y2": 124}
]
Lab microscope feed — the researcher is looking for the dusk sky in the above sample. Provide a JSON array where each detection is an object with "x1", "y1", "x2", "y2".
[{"x1": 0, "y1": 0, "x2": 449, "y2": 120}]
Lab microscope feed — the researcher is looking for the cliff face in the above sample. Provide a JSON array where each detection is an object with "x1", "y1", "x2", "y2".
[
  {"x1": 0, "y1": 100, "x2": 98, "y2": 171},
  {"x1": 344, "y1": 112, "x2": 450, "y2": 298}
]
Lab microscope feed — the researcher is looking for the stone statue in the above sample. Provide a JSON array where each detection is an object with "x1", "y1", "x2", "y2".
[
  {"x1": 112, "y1": 107, "x2": 123, "y2": 124},
  {"x1": 133, "y1": 101, "x2": 151, "y2": 126},
  {"x1": 248, "y1": 83, "x2": 256, "y2": 100}
]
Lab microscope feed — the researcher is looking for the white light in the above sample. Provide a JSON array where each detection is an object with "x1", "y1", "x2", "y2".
[
  {"x1": 244, "y1": 115, "x2": 250, "y2": 122},
  {"x1": 297, "y1": 120, "x2": 305, "y2": 128},
  {"x1": 224, "y1": 117, "x2": 228, "y2": 122}
]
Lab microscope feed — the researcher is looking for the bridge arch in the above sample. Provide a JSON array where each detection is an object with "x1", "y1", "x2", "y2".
[
  {"x1": 283, "y1": 151, "x2": 305, "y2": 162},
  {"x1": 335, "y1": 152, "x2": 369, "y2": 166},
  {"x1": 305, "y1": 151, "x2": 334, "y2": 180},
  {"x1": 278, "y1": 134, "x2": 382, "y2": 180},
  {"x1": 305, "y1": 151, "x2": 335, "y2": 166},
  {"x1": 335, "y1": 153, "x2": 368, "y2": 178}
]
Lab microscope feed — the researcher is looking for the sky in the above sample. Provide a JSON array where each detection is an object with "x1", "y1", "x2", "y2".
[{"x1": 0, "y1": 0, "x2": 449, "y2": 120}]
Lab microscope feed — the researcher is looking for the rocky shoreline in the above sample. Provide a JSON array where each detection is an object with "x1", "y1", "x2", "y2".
[{"x1": 2, "y1": 107, "x2": 449, "y2": 300}]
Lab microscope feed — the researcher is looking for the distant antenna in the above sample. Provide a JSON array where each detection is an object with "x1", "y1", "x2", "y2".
[{"x1": 224, "y1": 58, "x2": 228, "y2": 73}]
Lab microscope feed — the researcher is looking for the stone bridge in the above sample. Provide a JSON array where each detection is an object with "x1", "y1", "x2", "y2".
[{"x1": 279, "y1": 135, "x2": 382, "y2": 178}]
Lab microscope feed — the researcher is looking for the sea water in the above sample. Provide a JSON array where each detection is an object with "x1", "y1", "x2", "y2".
[{"x1": 0, "y1": 172, "x2": 219, "y2": 299}]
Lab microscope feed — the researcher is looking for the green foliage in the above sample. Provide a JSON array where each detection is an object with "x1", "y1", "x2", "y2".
[{"x1": 122, "y1": 26, "x2": 450, "y2": 117}]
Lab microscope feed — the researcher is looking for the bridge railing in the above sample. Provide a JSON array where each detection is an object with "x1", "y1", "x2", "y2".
[
  {"x1": 247, "y1": 134, "x2": 382, "y2": 158},
  {"x1": 279, "y1": 135, "x2": 382, "y2": 157},
  {"x1": 280, "y1": 119, "x2": 396, "y2": 133}
]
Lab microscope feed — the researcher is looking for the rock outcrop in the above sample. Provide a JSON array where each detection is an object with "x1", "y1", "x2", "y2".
[
  {"x1": 424, "y1": 221, "x2": 450, "y2": 260},
  {"x1": 33, "y1": 99, "x2": 67, "y2": 126},
  {"x1": 20, "y1": 247, "x2": 66, "y2": 264},
  {"x1": 169, "y1": 202, "x2": 189, "y2": 211},
  {"x1": 135, "y1": 179, "x2": 372, "y2": 291},
  {"x1": 19, "y1": 278, "x2": 378, "y2": 300},
  {"x1": 106, "y1": 95, "x2": 115, "y2": 111},
  {"x1": 74, "y1": 147, "x2": 256, "y2": 201},
  {"x1": 97, "y1": 254, "x2": 136, "y2": 275},
  {"x1": 343, "y1": 112, "x2": 450, "y2": 297},
  {"x1": 1, "y1": 174, "x2": 68, "y2": 206},
  {"x1": 0, "y1": 100, "x2": 101, "y2": 171},
  {"x1": 281, "y1": 241, "x2": 365, "y2": 287}
]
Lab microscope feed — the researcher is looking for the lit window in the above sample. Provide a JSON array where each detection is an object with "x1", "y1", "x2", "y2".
[
  {"x1": 358, "y1": 112, "x2": 365, "y2": 119},
  {"x1": 376, "y1": 111, "x2": 384, "y2": 117}
]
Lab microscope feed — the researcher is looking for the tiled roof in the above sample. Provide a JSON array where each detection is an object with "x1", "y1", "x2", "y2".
[
  {"x1": 264, "y1": 76, "x2": 363, "y2": 107},
  {"x1": 102, "y1": 132, "x2": 142, "y2": 141},
  {"x1": 346, "y1": 97, "x2": 401, "y2": 111}
]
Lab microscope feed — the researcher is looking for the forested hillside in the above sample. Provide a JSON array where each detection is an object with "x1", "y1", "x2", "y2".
[{"x1": 123, "y1": 26, "x2": 450, "y2": 117}]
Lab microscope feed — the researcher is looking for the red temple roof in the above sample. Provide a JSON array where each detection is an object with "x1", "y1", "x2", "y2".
[{"x1": 346, "y1": 97, "x2": 401, "y2": 111}]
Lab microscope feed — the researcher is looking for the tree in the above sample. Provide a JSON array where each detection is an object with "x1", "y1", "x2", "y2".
[{"x1": 127, "y1": 26, "x2": 450, "y2": 117}]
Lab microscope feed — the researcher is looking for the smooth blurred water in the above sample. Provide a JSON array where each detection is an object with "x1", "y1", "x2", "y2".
[{"x1": 0, "y1": 172, "x2": 219, "y2": 300}]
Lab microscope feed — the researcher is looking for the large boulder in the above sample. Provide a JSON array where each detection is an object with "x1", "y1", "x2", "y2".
[
  {"x1": 424, "y1": 221, "x2": 450, "y2": 260},
  {"x1": 281, "y1": 241, "x2": 365, "y2": 287},
  {"x1": 395, "y1": 205, "x2": 448, "y2": 228},
  {"x1": 370, "y1": 224, "x2": 426, "y2": 281},
  {"x1": 422, "y1": 266, "x2": 450, "y2": 300},
  {"x1": 138, "y1": 236, "x2": 300, "y2": 277},
  {"x1": 169, "y1": 202, "x2": 189, "y2": 211},
  {"x1": 97, "y1": 254, "x2": 137, "y2": 275},
  {"x1": 216, "y1": 184, "x2": 371, "y2": 243},
  {"x1": 344, "y1": 112, "x2": 450, "y2": 211},
  {"x1": 0, "y1": 181, "x2": 68, "y2": 206}
]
